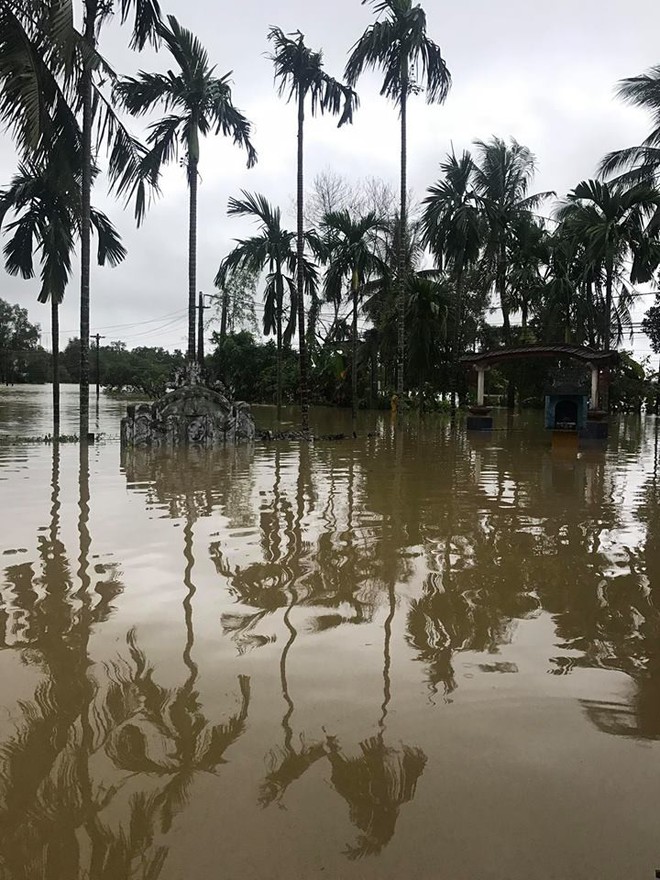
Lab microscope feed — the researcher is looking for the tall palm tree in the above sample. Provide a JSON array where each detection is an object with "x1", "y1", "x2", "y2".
[
  {"x1": 321, "y1": 209, "x2": 387, "y2": 426},
  {"x1": 421, "y1": 150, "x2": 482, "y2": 408},
  {"x1": 556, "y1": 179, "x2": 660, "y2": 366},
  {"x1": 0, "y1": 157, "x2": 126, "y2": 435},
  {"x1": 116, "y1": 15, "x2": 257, "y2": 364},
  {"x1": 268, "y1": 26, "x2": 358, "y2": 434},
  {"x1": 216, "y1": 191, "x2": 317, "y2": 420},
  {"x1": 346, "y1": 0, "x2": 451, "y2": 396},
  {"x1": 0, "y1": 0, "x2": 163, "y2": 441},
  {"x1": 600, "y1": 65, "x2": 660, "y2": 187}
]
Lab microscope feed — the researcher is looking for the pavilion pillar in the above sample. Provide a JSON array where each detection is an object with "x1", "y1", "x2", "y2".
[
  {"x1": 590, "y1": 364, "x2": 599, "y2": 409},
  {"x1": 477, "y1": 367, "x2": 486, "y2": 407}
]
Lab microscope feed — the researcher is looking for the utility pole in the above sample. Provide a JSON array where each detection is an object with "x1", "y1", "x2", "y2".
[{"x1": 92, "y1": 333, "x2": 105, "y2": 399}]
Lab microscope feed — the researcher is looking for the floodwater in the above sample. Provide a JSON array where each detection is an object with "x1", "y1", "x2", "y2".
[{"x1": 1, "y1": 385, "x2": 659, "y2": 880}]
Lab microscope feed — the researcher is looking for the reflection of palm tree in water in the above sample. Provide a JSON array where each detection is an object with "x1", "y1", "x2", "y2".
[
  {"x1": 103, "y1": 490, "x2": 253, "y2": 830},
  {"x1": 259, "y1": 444, "x2": 328, "y2": 806},
  {"x1": 0, "y1": 444, "x2": 168, "y2": 879},
  {"x1": 260, "y1": 431, "x2": 426, "y2": 859},
  {"x1": 0, "y1": 446, "x2": 253, "y2": 879},
  {"x1": 325, "y1": 572, "x2": 426, "y2": 861}
]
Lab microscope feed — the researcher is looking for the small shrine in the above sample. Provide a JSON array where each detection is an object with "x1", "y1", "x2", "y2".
[{"x1": 120, "y1": 362, "x2": 255, "y2": 447}]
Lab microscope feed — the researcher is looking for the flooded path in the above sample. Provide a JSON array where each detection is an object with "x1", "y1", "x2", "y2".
[{"x1": 1, "y1": 386, "x2": 659, "y2": 879}]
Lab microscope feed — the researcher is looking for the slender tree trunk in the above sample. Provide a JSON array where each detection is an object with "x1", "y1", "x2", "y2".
[
  {"x1": 497, "y1": 240, "x2": 515, "y2": 409},
  {"x1": 52, "y1": 296, "x2": 60, "y2": 437},
  {"x1": 397, "y1": 78, "x2": 408, "y2": 397},
  {"x1": 276, "y1": 271, "x2": 283, "y2": 422},
  {"x1": 450, "y1": 268, "x2": 464, "y2": 413},
  {"x1": 220, "y1": 290, "x2": 229, "y2": 339},
  {"x1": 188, "y1": 158, "x2": 198, "y2": 361},
  {"x1": 79, "y1": 0, "x2": 97, "y2": 442},
  {"x1": 604, "y1": 257, "x2": 613, "y2": 353},
  {"x1": 603, "y1": 255, "x2": 614, "y2": 412},
  {"x1": 197, "y1": 291, "x2": 204, "y2": 365},
  {"x1": 351, "y1": 269, "x2": 359, "y2": 430},
  {"x1": 296, "y1": 90, "x2": 309, "y2": 433}
]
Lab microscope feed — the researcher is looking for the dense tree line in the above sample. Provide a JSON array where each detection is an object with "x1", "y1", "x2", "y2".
[{"x1": 1, "y1": 2, "x2": 660, "y2": 434}]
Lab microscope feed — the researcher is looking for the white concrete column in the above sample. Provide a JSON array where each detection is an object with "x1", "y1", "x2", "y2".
[
  {"x1": 477, "y1": 367, "x2": 485, "y2": 407},
  {"x1": 590, "y1": 365, "x2": 598, "y2": 409}
]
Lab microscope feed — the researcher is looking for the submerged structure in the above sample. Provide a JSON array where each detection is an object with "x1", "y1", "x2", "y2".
[
  {"x1": 461, "y1": 344, "x2": 619, "y2": 438},
  {"x1": 120, "y1": 363, "x2": 255, "y2": 447}
]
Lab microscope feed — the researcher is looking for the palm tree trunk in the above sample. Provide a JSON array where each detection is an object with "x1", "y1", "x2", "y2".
[
  {"x1": 52, "y1": 295, "x2": 60, "y2": 437},
  {"x1": 276, "y1": 272, "x2": 283, "y2": 422},
  {"x1": 188, "y1": 158, "x2": 198, "y2": 361},
  {"x1": 220, "y1": 290, "x2": 229, "y2": 339},
  {"x1": 296, "y1": 90, "x2": 309, "y2": 433},
  {"x1": 79, "y1": 0, "x2": 97, "y2": 442},
  {"x1": 497, "y1": 240, "x2": 515, "y2": 409},
  {"x1": 603, "y1": 255, "x2": 614, "y2": 412},
  {"x1": 397, "y1": 78, "x2": 408, "y2": 397},
  {"x1": 352, "y1": 270, "x2": 359, "y2": 430},
  {"x1": 604, "y1": 258, "x2": 613, "y2": 353},
  {"x1": 450, "y1": 268, "x2": 464, "y2": 413}
]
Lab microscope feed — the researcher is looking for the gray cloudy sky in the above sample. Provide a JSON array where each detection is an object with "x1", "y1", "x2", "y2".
[{"x1": 1, "y1": 0, "x2": 659, "y2": 358}]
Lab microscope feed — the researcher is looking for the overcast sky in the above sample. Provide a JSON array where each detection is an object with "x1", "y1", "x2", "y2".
[{"x1": 1, "y1": 0, "x2": 659, "y2": 359}]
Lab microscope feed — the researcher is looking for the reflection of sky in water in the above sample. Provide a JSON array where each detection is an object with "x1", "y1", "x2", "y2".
[{"x1": 0, "y1": 391, "x2": 659, "y2": 880}]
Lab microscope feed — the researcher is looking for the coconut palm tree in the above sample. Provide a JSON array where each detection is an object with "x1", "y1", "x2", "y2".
[
  {"x1": 268, "y1": 26, "x2": 358, "y2": 434},
  {"x1": 216, "y1": 191, "x2": 317, "y2": 420},
  {"x1": 0, "y1": 157, "x2": 126, "y2": 435},
  {"x1": 321, "y1": 210, "x2": 387, "y2": 426},
  {"x1": 600, "y1": 65, "x2": 660, "y2": 187},
  {"x1": 346, "y1": 0, "x2": 451, "y2": 396},
  {"x1": 115, "y1": 15, "x2": 257, "y2": 363},
  {"x1": 421, "y1": 150, "x2": 482, "y2": 409},
  {"x1": 556, "y1": 180, "x2": 660, "y2": 410},
  {"x1": 472, "y1": 137, "x2": 552, "y2": 347}
]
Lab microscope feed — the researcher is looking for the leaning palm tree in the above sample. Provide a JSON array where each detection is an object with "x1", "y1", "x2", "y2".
[
  {"x1": 216, "y1": 192, "x2": 317, "y2": 420},
  {"x1": 321, "y1": 210, "x2": 387, "y2": 426},
  {"x1": 116, "y1": 15, "x2": 257, "y2": 362},
  {"x1": 556, "y1": 180, "x2": 660, "y2": 365},
  {"x1": 421, "y1": 150, "x2": 482, "y2": 409},
  {"x1": 600, "y1": 66, "x2": 660, "y2": 187},
  {"x1": 268, "y1": 26, "x2": 358, "y2": 434},
  {"x1": 346, "y1": 0, "x2": 451, "y2": 396},
  {"x1": 0, "y1": 157, "x2": 126, "y2": 435}
]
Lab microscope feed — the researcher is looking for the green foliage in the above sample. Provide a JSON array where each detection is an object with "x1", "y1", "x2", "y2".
[
  {"x1": 642, "y1": 295, "x2": 660, "y2": 355},
  {"x1": 208, "y1": 332, "x2": 299, "y2": 404},
  {"x1": 0, "y1": 297, "x2": 41, "y2": 383},
  {"x1": 610, "y1": 352, "x2": 653, "y2": 412}
]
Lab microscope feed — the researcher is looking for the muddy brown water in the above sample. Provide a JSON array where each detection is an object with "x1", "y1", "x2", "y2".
[{"x1": 1, "y1": 385, "x2": 659, "y2": 879}]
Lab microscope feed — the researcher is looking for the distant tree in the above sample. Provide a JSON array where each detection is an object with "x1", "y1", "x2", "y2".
[
  {"x1": 421, "y1": 150, "x2": 482, "y2": 408},
  {"x1": 321, "y1": 210, "x2": 387, "y2": 425},
  {"x1": 212, "y1": 265, "x2": 258, "y2": 339},
  {"x1": 268, "y1": 26, "x2": 357, "y2": 432},
  {"x1": 216, "y1": 191, "x2": 317, "y2": 420},
  {"x1": 346, "y1": 0, "x2": 451, "y2": 394},
  {"x1": 0, "y1": 298, "x2": 40, "y2": 385},
  {"x1": 642, "y1": 295, "x2": 660, "y2": 355},
  {"x1": 116, "y1": 15, "x2": 257, "y2": 361}
]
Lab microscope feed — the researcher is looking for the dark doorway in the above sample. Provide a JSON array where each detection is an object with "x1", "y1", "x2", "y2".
[{"x1": 554, "y1": 398, "x2": 578, "y2": 428}]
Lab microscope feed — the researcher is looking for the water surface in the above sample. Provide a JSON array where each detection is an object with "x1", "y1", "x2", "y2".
[{"x1": 1, "y1": 386, "x2": 659, "y2": 879}]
